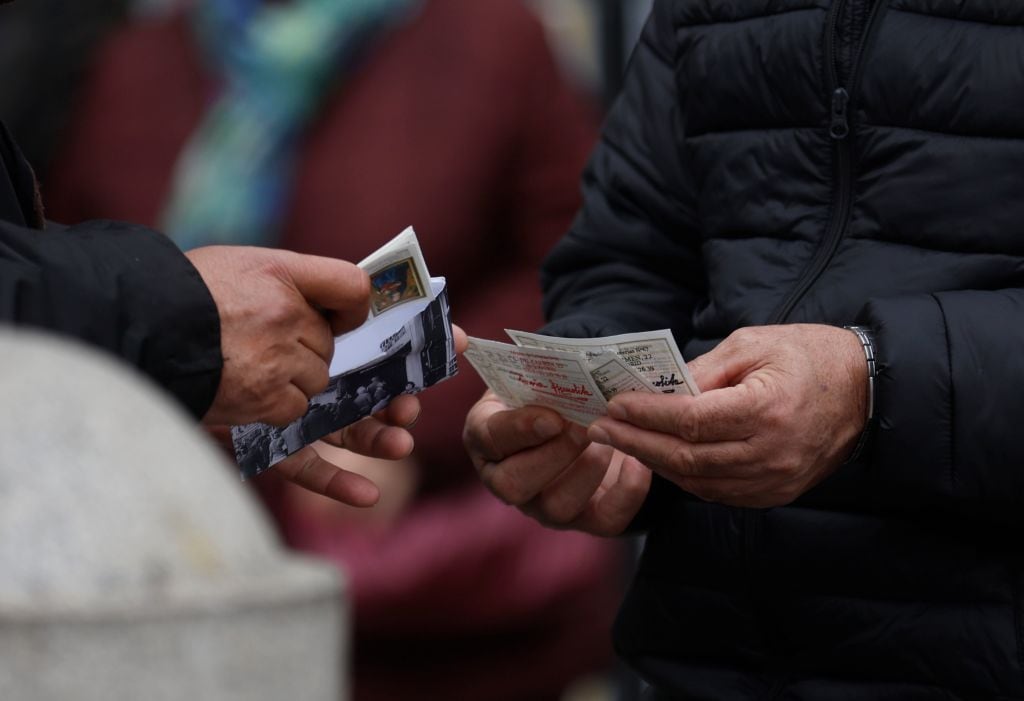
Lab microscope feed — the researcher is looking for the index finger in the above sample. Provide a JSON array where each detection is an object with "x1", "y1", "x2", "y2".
[
  {"x1": 273, "y1": 445, "x2": 380, "y2": 506},
  {"x1": 284, "y1": 253, "x2": 371, "y2": 335},
  {"x1": 607, "y1": 384, "x2": 762, "y2": 443}
]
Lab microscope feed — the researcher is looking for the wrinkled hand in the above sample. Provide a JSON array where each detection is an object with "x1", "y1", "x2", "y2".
[
  {"x1": 186, "y1": 246, "x2": 370, "y2": 426},
  {"x1": 200, "y1": 322, "x2": 470, "y2": 506},
  {"x1": 463, "y1": 391, "x2": 651, "y2": 536},
  {"x1": 588, "y1": 324, "x2": 868, "y2": 508}
]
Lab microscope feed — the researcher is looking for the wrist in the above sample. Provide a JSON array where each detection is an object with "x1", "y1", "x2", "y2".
[{"x1": 842, "y1": 325, "x2": 877, "y2": 462}]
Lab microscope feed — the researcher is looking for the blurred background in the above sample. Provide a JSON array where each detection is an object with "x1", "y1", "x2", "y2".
[
  {"x1": 0, "y1": 1, "x2": 652, "y2": 700},
  {"x1": 0, "y1": 0, "x2": 654, "y2": 183}
]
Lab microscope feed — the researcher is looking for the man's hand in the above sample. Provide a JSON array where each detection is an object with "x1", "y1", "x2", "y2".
[
  {"x1": 588, "y1": 324, "x2": 868, "y2": 508},
  {"x1": 463, "y1": 391, "x2": 650, "y2": 536},
  {"x1": 273, "y1": 325, "x2": 468, "y2": 504},
  {"x1": 207, "y1": 326, "x2": 468, "y2": 505},
  {"x1": 186, "y1": 246, "x2": 370, "y2": 427}
]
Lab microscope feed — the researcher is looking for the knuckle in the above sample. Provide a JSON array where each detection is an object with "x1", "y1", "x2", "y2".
[
  {"x1": 673, "y1": 409, "x2": 702, "y2": 442},
  {"x1": 249, "y1": 353, "x2": 287, "y2": 394},
  {"x1": 487, "y1": 469, "x2": 532, "y2": 507},
  {"x1": 761, "y1": 404, "x2": 789, "y2": 432},
  {"x1": 233, "y1": 379, "x2": 263, "y2": 415},
  {"x1": 264, "y1": 295, "x2": 299, "y2": 327},
  {"x1": 486, "y1": 410, "x2": 530, "y2": 450},
  {"x1": 728, "y1": 326, "x2": 756, "y2": 346},
  {"x1": 310, "y1": 367, "x2": 330, "y2": 396},
  {"x1": 768, "y1": 455, "x2": 802, "y2": 479},
  {"x1": 667, "y1": 443, "x2": 697, "y2": 474},
  {"x1": 508, "y1": 409, "x2": 538, "y2": 438},
  {"x1": 537, "y1": 492, "x2": 580, "y2": 527}
]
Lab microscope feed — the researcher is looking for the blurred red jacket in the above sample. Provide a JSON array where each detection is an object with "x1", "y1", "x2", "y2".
[{"x1": 47, "y1": 2, "x2": 624, "y2": 700}]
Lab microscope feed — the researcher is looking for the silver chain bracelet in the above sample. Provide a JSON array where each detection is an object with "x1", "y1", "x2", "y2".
[{"x1": 842, "y1": 325, "x2": 876, "y2": 462}]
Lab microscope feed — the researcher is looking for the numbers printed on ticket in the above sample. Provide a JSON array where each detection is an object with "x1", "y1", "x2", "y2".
[{"x1": 588, "y1": 353, "x2": 655, "y2": 400}]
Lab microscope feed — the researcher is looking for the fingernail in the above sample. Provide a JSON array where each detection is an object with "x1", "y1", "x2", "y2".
[
  {"x1": 607, "y1": 401, "x2": 627, "y2": 420},
  {"x1": 533, "y1": 416, "x2": 561, "y2": 440},
  {"x1": 588, "y1": 423, "x2": 611, "y2": 445}
]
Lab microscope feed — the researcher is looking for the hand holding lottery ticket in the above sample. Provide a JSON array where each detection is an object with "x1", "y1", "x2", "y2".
[{"x1": 463, "y1": 329, "x2": 699, "y2": 426}]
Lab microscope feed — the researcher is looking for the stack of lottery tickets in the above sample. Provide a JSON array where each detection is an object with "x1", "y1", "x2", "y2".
[
  {"x1": 231, "y1": 227, "x2": 458, "y2": 477},
  {"x1": 465, "y1": 330, "x2": 700, "y2": 426}
]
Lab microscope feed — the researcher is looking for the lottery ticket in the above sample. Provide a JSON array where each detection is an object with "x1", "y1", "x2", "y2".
[{"x1": 505, "y1": 329, "x2": 699, "y2": 396}]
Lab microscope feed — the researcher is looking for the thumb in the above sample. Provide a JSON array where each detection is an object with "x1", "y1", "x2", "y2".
[{"x1": 285, "y1": 253, "x2": 371, "y2": 335}]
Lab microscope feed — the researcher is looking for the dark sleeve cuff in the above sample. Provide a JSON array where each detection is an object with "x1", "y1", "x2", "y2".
[
  {"x1": 856, "y1": 294, "x2": 951, "y2": 511},
  {"x1": 0, "y1": 219, "x2": 223, "y2": 419},
  {"x1": 107, "y1": 226, "x2": 223, "y2": 419}
]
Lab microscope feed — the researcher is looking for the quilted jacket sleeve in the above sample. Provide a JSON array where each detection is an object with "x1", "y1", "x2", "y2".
[
  {"x1": 858, "y1": 290, "x2": 1024, "y2": 526},
  {"x1": 539, "y1": 1, "x2": 704, "y2": 343},
  {"x1": 0, "y1": 218, "x2": 222, "y2": 419}
]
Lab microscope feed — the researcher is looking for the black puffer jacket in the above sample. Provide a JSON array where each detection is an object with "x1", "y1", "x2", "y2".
[
  {"x1": 0, "y1": 121, "x2": 221, "y2": 418},
  {"x1": 541, "y1": 1, "x2": 1024, "y2": 698}
]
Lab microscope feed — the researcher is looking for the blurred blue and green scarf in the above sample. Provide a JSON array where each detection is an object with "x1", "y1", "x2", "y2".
[{"x1": 161, "y1": 0, "x2": 418, "y2": 250}]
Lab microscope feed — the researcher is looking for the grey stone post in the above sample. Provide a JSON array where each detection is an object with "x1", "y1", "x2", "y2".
[{"x1": 0, "y1": 330, "x2": 346, "y2": 701}]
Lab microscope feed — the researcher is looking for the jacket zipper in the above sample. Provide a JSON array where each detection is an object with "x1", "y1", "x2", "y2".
[
  {"x1": 768, "y1": 0, "x2": 885, "y2": 324},
  {"x1": 760, "y1": 4, "x2": 885, "y2": 698}
]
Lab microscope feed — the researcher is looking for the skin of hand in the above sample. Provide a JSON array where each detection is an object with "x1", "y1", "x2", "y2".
[
  {"x1": 463, "y1": 392, "x2": 652, "y2": 536},
  {"x1": 587, "y1": 324, "x2": 868, "y2": 508},
  {"x1": 204, "y1": 325, "x2": 467, "y2": 505},
  {"x1": 186, "y1": 246, "x2": 372, "y2": 427},
  {"x1": 272, "y1": 393, "x2": 421, "y2": 506},
  {"x1": 272, "y1": 325, "x2": 467, "y2": 505},
  {"x1": 280, "y1": 449, "x2": 421, "y2": 529},
  {"x1": 202, "y1": 395, "x2": 420, "y2": 505}
]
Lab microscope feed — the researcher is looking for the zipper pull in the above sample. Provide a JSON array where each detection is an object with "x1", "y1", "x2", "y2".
[{"x1": 830, "y1": 87, "x2": 850, "y2": 140}]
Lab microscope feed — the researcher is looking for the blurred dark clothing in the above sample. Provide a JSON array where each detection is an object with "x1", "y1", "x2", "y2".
[
  {"x1": 0, "y1": 122, "x2": 41, "y2": 228},
  {"x1": 0, "y1": 121, "x2": 221, "y2": 419},
  {"x1": 48, "y1": 1, "x2": 621, "y2": 699},
  {"x1": 0, "y1": 0, "x2": 130, "y2": 179}
]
